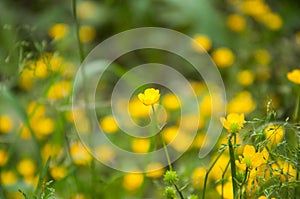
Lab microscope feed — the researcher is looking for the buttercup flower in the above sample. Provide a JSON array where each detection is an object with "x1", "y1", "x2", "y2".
[
  {"x1": 287, "y1": 69, "x2": 300, "y2": 84},
  {"x1": 192, "y1": 34, "x2": 212, "y2": 52},
  {"x1": 264, "y1": 124, "x2": 284, "y2": 146},
  {"x1": 235, "y1": 145, "x2": 268, "y2": 170},
  {"x1": 138, "y1": 88, "x2": 160, "y2": 106},
  {"x1": 220, "y1": 113, "x2": 245, "y2": 133},
  {"x1": 122, "y1": 172, "x2": 144, "y2": 191},
  {"x1": 211, "y1": 47, "x2": 235, "y2": 68},
  {"x1": 227, "y1": 14, "x2": 246, "y2": 32}
]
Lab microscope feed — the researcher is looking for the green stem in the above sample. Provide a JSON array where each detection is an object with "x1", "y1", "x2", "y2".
[
  {"x1": 152, "y1": 105, "x2": 172, "y2": 171},
  {"x1": 72, "y1": 0, "x2": 85, "y2": 63},
  {"x1": 174, "y1": 183, "x2": 184, "y2": 199},
  {"x1": 221, "y1": 160, "x2": 230, "y2": 199},
  {"x1": 294, "y1": 86, "x2": 300, "y2": 122},
  {"x1": 228, "y1": 134, "x2": 238, "y2": 199},
  {"x1": 202, "y1": 148, "x2": 226, "y2": 199}
]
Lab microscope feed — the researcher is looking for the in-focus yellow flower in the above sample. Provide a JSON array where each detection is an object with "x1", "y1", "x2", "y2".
[
  {"x1": 191, "y1": 167, "x2": 206, "y2": 189},
  {"x1": 211, "y1": 47, "x2": 235, "y2": 68},
  {"x1": 287, "y1": 69, "x2": 300, "y2": 84},
  {"x1": 122, "y1": 172, "x2": 144, "y2": 191},
  {"x1": 48, "y1": 23, "x2": 69, "y2": 40},
  {"x1": 162, "y1": 93, "x2": 181, "y2": 110},
  {"x1": 235, "y1": 145, "x2": 268, "y2": 170},
  {"x1": 264, "y1": 124, "x2": 284, "y2": 146},
  {"x1": 70, "y1": 142, "x2": 92, "y2": 165},
  {"x1": 128, "y1": 97, "x2": 151, "y2": 118},
  {"x1": 79, "y1": 25, "x2": 96, "y2": 43},
  {"x1": 220, "y1": 113, "x2": 245, "y2": 133},
  {"x1": 192, "y1": 34, "x2": 212, "y2": 52},
  {"x1": 99, "y1": 116, "x2": 118, "y2": 134},
  {"x1": 227, "y1": 14, "x2": 246, "y2": 32},
  {"x1": 237, "y1": 70, "x2": 255, "y2": 86},
  {"x1": 1, "y1": 171, "x2": 17, "y2": 186},
  {"x1": 138, "y1": 88, "x2": 160, "y2": 106},
  {"x1": 146, "y1": 162, "x2": 165, "y2": 178},
  {"x1": 0, "y1": 115, "x2": 13, "y2": 133},
  {"x1": 0, "y1": 149, "x2": 8, "y2": 166},
  {"x1": 131, "y1": 138, "x2": 150, "y2": 153},
  {"x1": 17, "y1": 158, "x2": 36, "y2": 177}
]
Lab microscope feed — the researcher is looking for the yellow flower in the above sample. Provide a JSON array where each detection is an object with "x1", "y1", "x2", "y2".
[
  {"x1": 287, "y1": 69, "x2": 300, "y2": 84},
  {"x1": 122, "y1": 172, "x2": 144, "y2": 191},
  {"x1": 241, "y1": 0, "x2": 270, "y2": 17},
  {"x1": 237, "y1": 70, "x2": 255, "y2": 86},
  {"x1": 131, "y1": 138, "x2": 150, "y2": 153},
  {"x1": 191, "y1": 167, "x2": 206, "y2": 189},
  {"x1": 70, "y1": 142, "x2": 92, "y2": 165},
  {"x1": 77, "y1": 1, "x2": 97, "y2": 20},
  {"x1": 99, "y1": 116, "x2": 118, "y2": 134},
  {"x1": 17, "y1": 159, "x2": 36, "y2": 177},
  {"x1": 211, "y1": 47, "x2": 235, "y2": 68},
  {"x1": 162, "y1": 93, "x2": 181, "y2": 110},
  {"x1": 264, "y1": 124, "x2": 284, "y2": 146},
  {"x1": 235, "y1": 145, "x2": 268, "y2": 170},
  {"x1": 0, "y1": 149, "x2": 8, "y2": 166},
  {"x1": 47, "y1": 81, "x2": 71, "y2": 100},
  {"x1": 254, "y1": 49, "x2": 271, "y2": 66},
  {"x1": 216, "y1": 180, "x2": 233, "y2": 199},
  {"x1": 19, "y1": 67, "x2": 34, "y2": 90},
  {"x1": 1, "y1": 171, "x2": 17, "y2": 186},
  {"x1": 220, "y1": 113, "x2": 245, "y2": 133},
  {"x1": 50, "y1": 165, "x2": 67, "y2": 180},
  {"x1": 48, "y1": 23, "x2": 68, "y2": 40},
  {"x1": 79, "y1": 25, "x2": 96, "y2": 43},
  {"x1": 227, "y1": 91, "x2": 256, "y2": 114},
  {"x1": 138, "y1": 88, "x2": 160, "y2": 106},
  {"x1": 192, "y1": 34, "x2": 212, "y2": 52},
  {"x1": 95, "y1": 145, "x2": 115, "y2": 163},
  {"x1": 0, "y1": 115, "x2": 13, "y2": 133},
  {"x1": 226, "y1": 14, "x2": 246, "y2": 32},
  {"x1": 145, "y1": 162, "x2": 165, "y2": 178},
  {"x1": 128, "y1": 97, "x2": 151, "y2": 118},
  {"x1": 260, "y1": 12, "x2": 283, "y2": 30}
]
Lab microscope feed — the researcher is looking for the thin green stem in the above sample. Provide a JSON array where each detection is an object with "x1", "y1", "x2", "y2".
[
  {"x1": 202, "y1": 148, "x2": 226, "y2": 199},
  {"x1": 152, "y1": 105, "x2": 172, "y2": 171},
  {"x1": 228, "y1": 134, "x2": 238, "y2": 199},
  {"x1": 221, "y1": 160, "x2": 230, "y2": 199},
  {"x1": 174, "y1": 183, "x2": 184, "y2": 199},
  {"x1": 72, "y1": 0, "x2": 85, "y2": 63}
]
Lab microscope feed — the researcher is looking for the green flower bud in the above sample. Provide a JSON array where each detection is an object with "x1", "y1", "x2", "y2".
[
  {"x1": 164, "y1": 186, "x2": 176, "y2": 199},
  {"x1": 164, "y1": 170, "x2": 179, "y2": 185}
]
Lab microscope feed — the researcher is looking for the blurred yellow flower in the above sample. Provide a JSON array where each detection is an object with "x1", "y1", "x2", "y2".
[
  {"x1": 287, "y1": 69, "x2": 300, "y2": 84},
  {"x1": 146, "y1": 162, "x2": 165, "y2": 178},
  {"x1": 48, "y1": 23, "x2": 69, "y2": 40},
  {"x1": 216, "y1": 180, "x2": 233, "y2": 199},
  {"x1": 227, "y1": 14, "x2": 246, "y2": 32},
  {"x1": 1, "y1": 170, "x2": 17, "y2": 186},
  {"x1": 241, "y1": 0, "x2": 269, "y2": 17},
  {"x1": 264, "y1": 124, "x2": 284, "y2": 146},
  {"x1": 162, "y1": 126, "x2": 178, "y2": 144},
  {"x1": 79, "y1": 25, "x2": 96, "y2": 43},
  {"x1": 0, "y1": 149, "x2": 8, "y2": 166},
  {"x1": 138, "y1": 88, "x2": 160, "y2": 106},
  {"x1": 50, "y1": 165, "x2": 67, "y2": 180},
  {"x1": 191, "y1": 167, "x2": 206, "y2": 189},
  {"x1": 237, "y1": 70, "x2": 255, "y2": 86},
  {"x1": 131, "y1": 138, "x2": 150, "y2": 153},
  {"x1": 47, "y1": 81, "x2": 71, "y2": 100},
  {"x1": 17, "y1": 158, "x2": 36, "y2": 177},
  {"x1": 178, "y1": 114, "x2": 204, "y2": 132},
  {"x1": 162, "y1": 93, "x2": 181, "y2": 110},
  {"x1": 260, "y1": 12, "x2": 283, "y2": 30},
  {"x1": 32, "y1": 117, "x2": 55, "y2": 139},
  {"x1": 122, "y1": 172, "x2": 144, "y2": 191},
  {"x1": 254, "y1": 49, "x2": 271, "y2": 66},
  {"x1": 210, "y1": 155, "x2": 230, "y2": 180},
  {"x1": 19, "y1": 67, "x2": 34, "y2": 90},
  {"x1": 70, "y1": 142, "x2": 92, "y2": 165},
  {"x1": 227, "y1": 91, "x2": 256, "y2": 114},
  {"x1": 212, "y1": 47, "x2": 235, "y2": 68},
  {"x1": 220, "y1": 113, "x2": 245, "y2": 133},
  {"x1": 99, "y1": 116, "x2": 119, "y2": 134},
  {"x1": 77, "y1": 1, "x2": 97, "y2": 20},
  {"x1": 95, "y1": 145, "x2": 115, "y2": 163},
  {"x1": 0, "y1": 115, "x2": 13, "y2": 133},
  {"x1": 192, "y1": 34, "x2": 212, "y2": 52}
]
